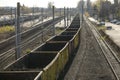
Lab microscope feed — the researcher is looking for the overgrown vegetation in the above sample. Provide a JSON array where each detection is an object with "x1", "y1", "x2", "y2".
[
  {"x1": 99, "y1": 36, "x2": 107, "y2": 40},
  {"x1": 85, "y1": 12, "x2": 90, "y2": 17},
  {"x1": 25, "y1": 48, "x2": 31, "y2": 54},
  {"x1": 96, "y1": 25, "x2": 107, "y2": 40},
  {"x1": 55, "y1": 27, "x2": 65, "y2": 34},
  {"x1": 0, "y1": 26, "x2": 15, "y2": 33},
  {"x1": 97, "y1": 25, "x2": 106, "y2": 31}
]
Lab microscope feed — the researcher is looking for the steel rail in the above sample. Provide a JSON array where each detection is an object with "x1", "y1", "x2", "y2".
[{"x1": 85, "y1": 16, "x2": 120, "y2": 80}]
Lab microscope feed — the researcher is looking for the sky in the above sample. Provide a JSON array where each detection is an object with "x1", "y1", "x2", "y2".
[{"x1": 0, "y1": 0, "x2": 113, "y2": 8}]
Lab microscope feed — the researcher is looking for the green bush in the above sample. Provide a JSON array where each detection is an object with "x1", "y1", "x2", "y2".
[
  {"x1": 97, "y1": 26, "x2": 106, "y2": 31},
  {"x1": 0, "y1": 26, "x2": 15, "y2": 33},
  {"x1": 25, "y1": 48, "x2": 31, "y2": 53}
]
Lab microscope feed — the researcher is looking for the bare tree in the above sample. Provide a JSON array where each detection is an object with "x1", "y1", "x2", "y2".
[
  {"x1": 114, "y1": 0, "x2": 118, "y2": 6},
  {"x1": 87, "y1": 0, "x2": 92, "y2": 15},
  {"x1": 48, "y1": 2, "x2": 54, "y2": 9}
]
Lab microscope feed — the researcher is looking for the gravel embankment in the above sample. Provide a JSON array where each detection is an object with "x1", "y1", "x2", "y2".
[{"x1": 64, "y1": 21, "x2": 115, "y2": 80}]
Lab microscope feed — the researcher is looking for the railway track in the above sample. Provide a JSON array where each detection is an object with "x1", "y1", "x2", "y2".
[
  {"x1": 0, "y1": 16, "x2": 63, "y2": 53},
  {"x1": 64, "y1": 16, "x2": 116, "y2": 80},
  {"x1": 0, "y1": 14, "x2": 81, "y2": 80},
  {"x1": 0, "y1": 15, "x2": 41, "y2": 26},
  {"x1": 0, "y1": 16, "x2": 63, "y2": 70},
  {"x1": 85, "y1": 16, "x2": 120, "y2": 80}
]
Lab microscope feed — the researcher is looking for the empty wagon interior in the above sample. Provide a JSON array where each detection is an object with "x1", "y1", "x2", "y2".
[
  {"x1": 65, "y1": 28, "x2": 79, "y2": 31},
  {"x1": 49, "y1": 35, "x2": 73, "y2": 42},
  {"x1": 69, "y1": 24, "x2": 80, "y2": 28},
  {"x1": 0, "y1": 72, "x2": 39, "y2": 80},
  {"x1": 5, "y1": 52, "x2": 57, "y2": 71},
  {"x1": 60, "y1": 31, "x2": 77, "y2": 36},
  {"x1": 35, "y1": 42, "x2": 67, "y2": 51}
]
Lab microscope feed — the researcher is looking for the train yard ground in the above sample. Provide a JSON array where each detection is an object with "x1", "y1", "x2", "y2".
[
  {"x1": 89, "y1": 17, "x2": 120, "y2": 49},
  {"x1": 0, "y1": 0, "x2": 120, "y2": 79},
  {"x1": 0, "y1": 16, "x2": 53, "y2": 41},
  {"x1": 63, "y1": 16, "x2": 120, "y2": 80},
  {"x1": 0, "y1": 13, "x2": 120, "y2": 80},
  {"x1": 0, "y1": 16, "x2": 65, "y2": 70}
]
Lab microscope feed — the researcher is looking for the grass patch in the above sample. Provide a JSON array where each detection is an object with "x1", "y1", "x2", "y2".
[
  {"x1": 25, "y1": 48, "x2": 31, "y2": 54},
  {"x1": 97, "y1": 26, "x2": 106, "y2": 31},
  {"x1": 85, "y1": 12, "x2": 90, "y2": 17},
  {"x1": 0, "y1": 26, "x2": 15, "y2": 33},
  {"x1": 99, "y1": 36, "x2": 107, "y2": 40},
  {"x1": 55, "y1": 28, "x2": 65, "y2": 35}
]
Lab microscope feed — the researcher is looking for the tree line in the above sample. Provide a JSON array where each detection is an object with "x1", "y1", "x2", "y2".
[
  {"x1": 78, "y1": 0, "x2": 120, "y2": 20},
  {"x1": 92, "y1": 0, "x2": 120, "y2": 20}
]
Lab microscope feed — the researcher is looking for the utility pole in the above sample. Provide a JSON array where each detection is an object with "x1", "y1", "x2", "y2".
[
  {"x1": 60, "y1": 8, "x2": 61, "y2": 24},
  {"x1": 21, "y1": 5, "x2": 24, "y2": 31},
  {"x1": 52, "y1": 6, "x2": 55, "y2": 35},
  {"x1": 41, "y1": 8, "x2": 44, "y2": 22},
  {"x1": 11, "y1": 8, "x2": 13, "y2": 25},
  {"x1": 69, "y1": 8, "x2": 71, "y2": 22},
  {"x1": 82, "y1": 0, "x2": 84, "y2": 23},
  {"x1": 15, "y1": 2, "x2": 21, "y2": 59},
  {"x1": 11, "y1": 8, "x2": 12, "y2": 20},
  {"x1": 14, "y1": 8, "x2": 16, "y2": 26},
  {"x1": 67, "y1": 8, "x2": 69, "y2": 27},
  {"x1": 64, "y1": 7, "x2": 66, "y2": 27},
  {"x1": 60, "y1": 8, "x2": 61, "y2": 17},
  {"x1": 32, "y1": 6, "x2": 35, "y2": 24}
]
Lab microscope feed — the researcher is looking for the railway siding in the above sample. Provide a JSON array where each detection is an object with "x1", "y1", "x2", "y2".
[
  {"x1": 0, "y1": 14, "x2": 81, "y2": 80},
  {"x1": 64, "y1": 15, "x2": 117, "y2": 80},
  {"x1": 0, "y1": 16, "x2": 63, "y2": 70}
]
